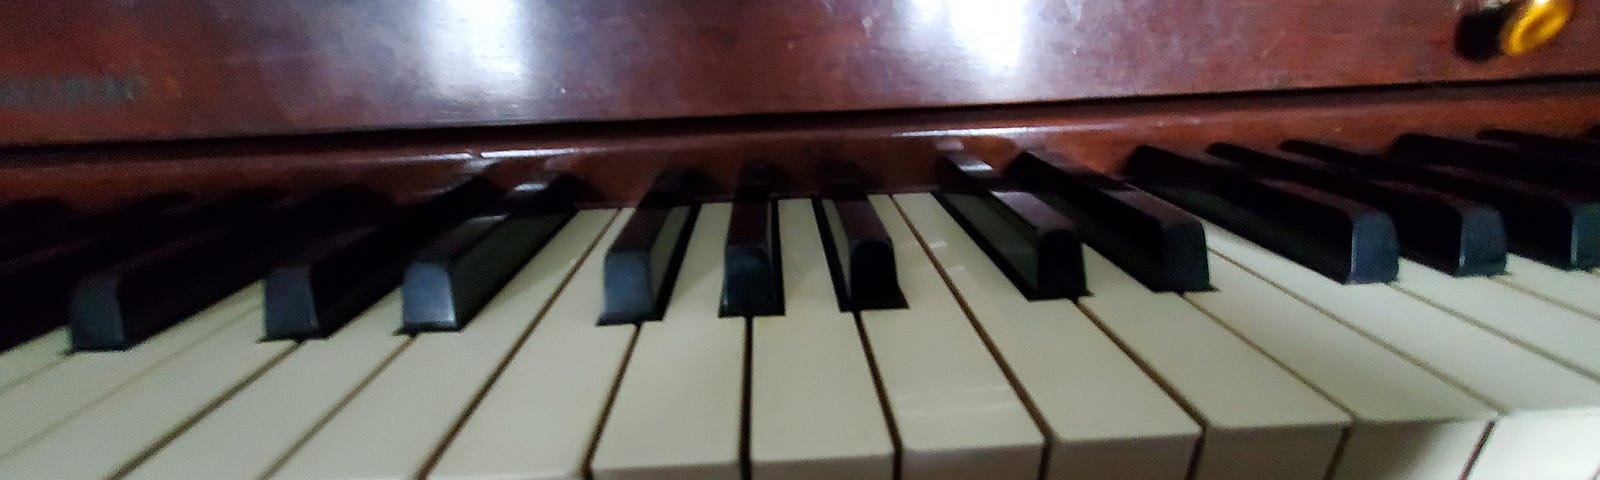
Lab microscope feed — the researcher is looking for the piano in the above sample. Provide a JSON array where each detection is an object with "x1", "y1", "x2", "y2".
[{"x1": 1, "y1": 1, "x2": 1599, "y2": 479}]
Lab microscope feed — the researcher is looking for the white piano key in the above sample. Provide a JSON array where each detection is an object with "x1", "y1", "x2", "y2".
[
  {"x1": 1495, "y1": 254, "x2": 1600, "y2": 319},
  {"x1": 0, "y1": 328, "x2": 67, "y2": 393},
  {"x1": 0, "y1": 304, "x2": 292, "y2": 479},
  {"x1": 1186, "y1": 254, "x2": 1496, "y2": 480},
  {"x1": 125, "y1": 291, "x2": 411, "y2": 480},
  {"x1": 0, "y1": 283, "x2": 261, "y2": 457},
  {"x1": 863, "y1": 195, "x2": 1044, "y2": 480},
  {"x1": 269, "y1": 210, "x2": 615, "y2": 480},
  {"x1": 1391, "y1": 259, "x2": 1600, "y2": 380},
  {"x1": 421, "y1": 208, "x2": 638, "y2": 480},
  {"x1": 748, "y1": 198, "x2": 893, "y2": 480},
  {"x1": 1076, "y1": 245, "x2": 1350, "y2": 480},
  {"x1": 1205, "y1": 222, "x2": 1600, "y2": 480},
  {"x1": 893, "y1": 193, "x2": 1198, "y2": 480},
  {"x1": 589, "y1": 203, "x2": 743, "y2": 480}
]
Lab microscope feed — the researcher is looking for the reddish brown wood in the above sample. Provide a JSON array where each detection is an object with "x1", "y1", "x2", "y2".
[
  {"x1": 0, "y1": 0, "x2": 1597, "y2": 145},
  {"x1": 0, "y1": 80, "x2": 1596, "y2": 209}
]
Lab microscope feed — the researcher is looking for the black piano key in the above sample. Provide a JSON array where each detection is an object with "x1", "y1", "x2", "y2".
[
  {"x1": 720, "y1": 162, "x2": 783, "y2": 317},
  {"x1": 1208, "y1": 143, "x2": 1507, "y2": 276},
  {"x1": 0, "y1": 193, "x2": 194, "y2": 262},
  {"x1": 1479, "y1": 129, "x2": 1600, "y2": 166},
  {"x1": 0, "y1": 192, "x2": 215, "y2": 268},
  {"x1": 264, "y1": 177, "x2": 504, "y2": 340},
  {"x1": 0, "y1": 195, "x2": 189, "y2": 350},
  {"x1": 69, "y1": 186, "x2": 391, "y2": 350},
  {"x1": 1282, "y1": 140, "x2": 1600, "y2": 270},
  {"x1": 937, "y1": 152, "x2": 1086, "y2": 299},
  {"x1": 600, "y1": 169, "x2": 702, "y2": 325},
  {"x1": 401, "y1": 173, "x2": 578, "y2": 333},
  {"x1": 1004, "y1": 150, "x2": 1208, "y2": 292},
  {"x1": 1389, "y1": 133, "x2": 1600, "y2": 195},
  {"x1": 0, "y1": 190, "x2": 278, "y2": 351},
  {"x1": 0, "y1": 198, "x2": 71, "y2": 229},
  {"x1": 813, "y1": 163, "x2": 905, "y2": 311},
  {"x1": 1125, "y1": 146, "x2": 1400, "y2": 283}
]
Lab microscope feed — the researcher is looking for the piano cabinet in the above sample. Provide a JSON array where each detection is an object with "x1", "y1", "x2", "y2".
[{"x1": 2, "y1": 3, "x2": 1600, "y2": 479}]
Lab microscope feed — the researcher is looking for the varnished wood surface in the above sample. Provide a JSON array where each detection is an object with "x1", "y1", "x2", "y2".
[
  {"x1": 0, "y1": 0, "x2": 1597, "y2": 145},
  {"x1": 0, "y1": 80, "x2": 1597, "y2": 209}
]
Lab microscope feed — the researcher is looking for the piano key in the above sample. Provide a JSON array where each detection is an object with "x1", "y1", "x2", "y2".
[
  {"x1": 0, "y1": 284, "x2": 260, "y2": 456},
  {"x1": 421, "y1": 209, "x2": 636, "y2": 480},
  {"x1": 748, "y1": 198, "x2": 893, "y2": 480},
  {"x1": 0, "y1": 192, "x2": 190, "y2": 262},
  {"x1": 1493, "y1": 254, "x2": 1600, "y2": 318},
  {"x1": 70, "y1": 230, "x2": 262, "y2": 349},
  {"x1": 1126, "y1": 146, "x2": 1399, "y2": 283},
  {"x1": 1387, "y1": 259, "x2": 1600, "y2": 380},
  {"x1": 0, "y1": 304, "x2": 292, "y2": 480},
  {"x1": 862, "y1": 195, "x2": 1044, "y2": 479},
  {"x1": 1207, "y1": 143, "x2": 1507, "y2": 276},
  {"x1": 1205, "y1": 222, "x2": 1600, "y2": 479},
  {"x1": 401, "y1": 215, "x2": 572, "y2": 333},
  {"x1": 1283, "y1": 140, "x2": 1600, "y2": 269},
  {"x1": 0, "y1": 197, "x2": 71, "y2": 230},
  {"x1": 264, "y1": 177, "x2": 502, "y2": 340},
  {"x1": 1478, "y1": 129, "x2": 1600, "y2": 166},
  {"x1": 589, "y1": 203, "x2": 744, "y2": 479},
  {"x1": 0, "y1": 191, "x2": 260, "y2": 276},
  {"x1": 270, "y1": 210, "x2": 613, "y2": 480},
  {"x1": 125, "y1": 292, "x2": 411, "y2": 480},
  {"x1": 721, "y1": 162, "x2": 782, "y2": 316},
  {"x1": 602, "y1": 169, "x2": 700, "y2": 325},
  {"x1": 1004, "y1": 150, "x2": 1208, "y2": 292},
  {"x1": 816, "y1": 174, "x2": 904, "y2": 310},
  {"x1": 937, "y1": 152, "x2": 1086, "y2": 299},
  {"x1": 1075, "y1": 244, "x2": 1350, "y2": 480},
  {"x1": 0, "y1": 328, "x2": 67, "y2": 393},
  {"x1": 0, "y1": 190, "x2": 273, "y2": 352},
  {"x1": 0, "y1": 196, "x2": 76, "y2": 271},
  {"x1": 895, "y1": 192, "x2": 1199, "y2": 480},
  {"x1": 72, "y1": 186, "x2": 390, "y2": 350},
  {"x1": 1185, "y1": 255, "x2": 1495, "y2": 479},
  {"x1": 1390, "y1": 133, "x2": 1600, "y2": 193},
  {"x1": 402, "y1": 174, "x2": 577, "y2": 332},
  {"x1": 51, "y1": 189, "x2": 283, "y2": 260}
]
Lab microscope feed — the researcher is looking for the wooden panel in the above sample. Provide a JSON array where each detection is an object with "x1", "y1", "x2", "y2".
[
  {"x1": 0, "y1": 80, "x2": 1596, "y2": 208},
  {"x1": 0, "y1": 0, "x2": 1597, "y2": 145}
]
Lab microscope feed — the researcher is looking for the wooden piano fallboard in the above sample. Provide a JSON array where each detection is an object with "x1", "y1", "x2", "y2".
[
  {"x1": 0, "y1": 80, "x2": 1596, "y2": 209},
  {"x1": 0, "y1": 0, "x2": 1598, "y2": 146}
]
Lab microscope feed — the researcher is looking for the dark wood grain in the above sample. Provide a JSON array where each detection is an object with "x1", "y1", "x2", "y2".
[
  {"x1": 0, "y1": 80, "x2": 1595, "y2": 209},
  {"x1": 0, "y1": 0, "x2": 1596, "y2": 145}
]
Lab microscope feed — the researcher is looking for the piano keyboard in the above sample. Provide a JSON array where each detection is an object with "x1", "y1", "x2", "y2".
[{"x1": 2, "y1": 131, "x2": 1600, "y2": 480}]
